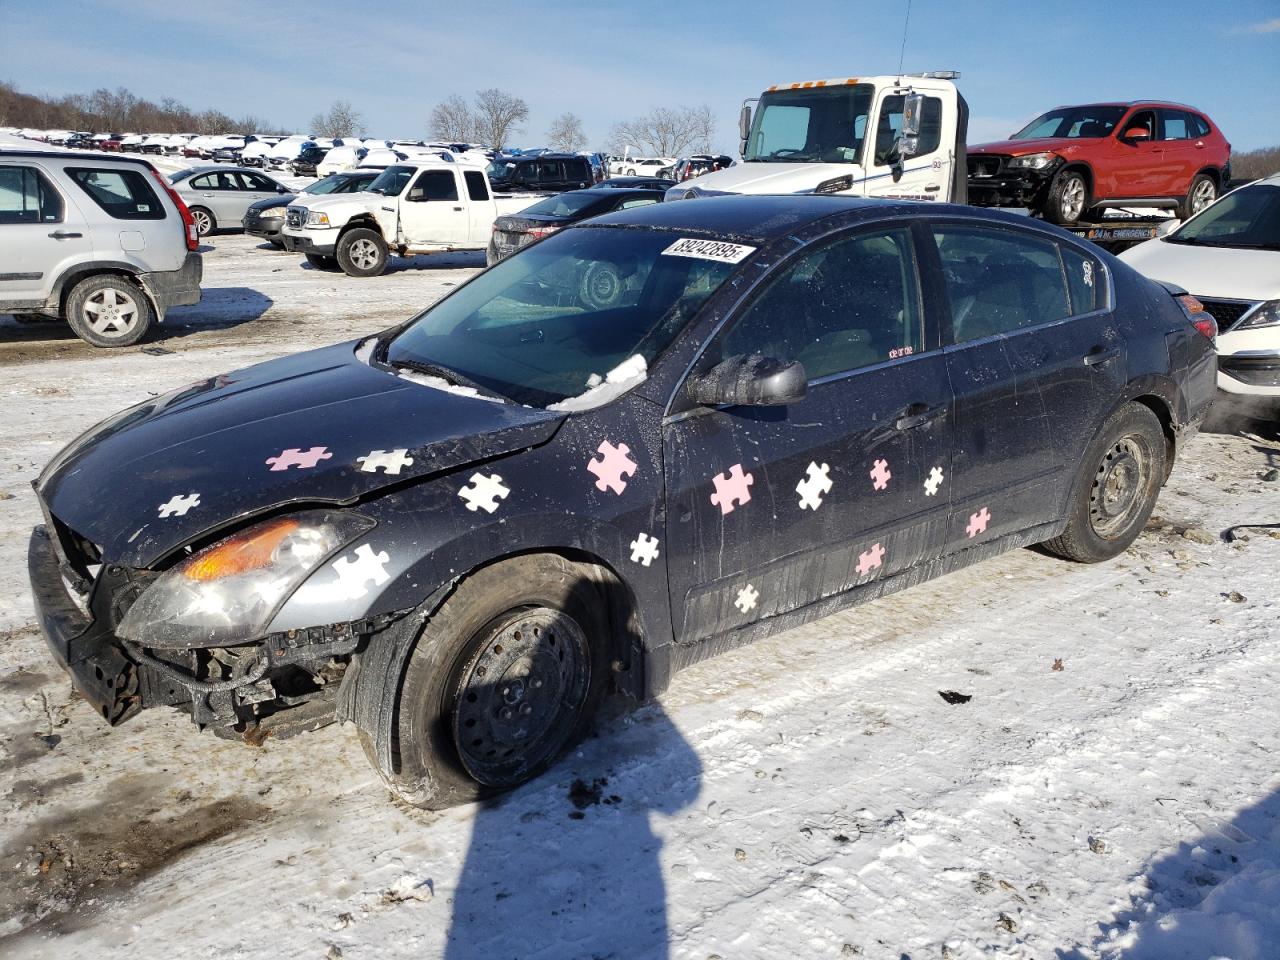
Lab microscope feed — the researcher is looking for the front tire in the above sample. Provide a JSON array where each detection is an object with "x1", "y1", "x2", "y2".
[
  {"x1": 363, "y1": 555, "x2": 609, "y2": 809},
  {"x1": 189, "y1": 206, "x2": 215, "y2": 237},
  {"x1": 1042, "y1": 403, "x2": 1166, "y2": 563},
  {"x1": 65, "y1": 275, "x2": 154, "y2": 347},
  {"x1": 1041, "y1": 169, "x2": 1090, "y2": 225},
  {"x1": 1177, "y1": 173, "x2": 1217, "y2": 220},
  {"x1": 336, "y1": 227, "x2": 388, "y2": 277}
]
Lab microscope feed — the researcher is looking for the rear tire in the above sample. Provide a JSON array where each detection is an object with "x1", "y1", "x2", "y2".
[
  {"x1": 1176, "y1": 173, "x2": 1217, "y2": 220},
  {"x1": 1042, "y1": 403, "x2": 1166, "y2": 563},
  {"x1": 360, "y1": 555, "x2": 610, "y2": 809},
  {"x1": 189, "y1": 206, "x2": 215, "y2": 237},
  {"x1": 304, "y1": 252, "x2": 340, "y2": 271},
  {"x1": 336, "y1": 227, "x2": 388, "y2": 278},
  {"x1": 64, "y1": 275, "x2": 154, "y2": 348},
  {"x1": 1041, "y1": 169, "x2": 1090, "y2": 225}
]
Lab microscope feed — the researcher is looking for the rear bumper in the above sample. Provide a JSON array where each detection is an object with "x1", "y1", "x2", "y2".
[
  {"x1": 140, "y1": 251, "x2": 202, "y2": 318},
  {"x1": 28, "y1": 525, "x2": 140, "y2": 725}
]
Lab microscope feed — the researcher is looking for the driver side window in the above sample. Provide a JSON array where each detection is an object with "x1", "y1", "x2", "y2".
[{"x1": 719, "y1": 227, "x2": 925, "y2": 381}]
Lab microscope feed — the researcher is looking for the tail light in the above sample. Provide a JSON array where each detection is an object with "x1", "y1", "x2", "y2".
[
  {"x1": 527, "y1": 225, "x2": 561, "y2": 240},
  {"x1": 1176, "y1": 294, "x2": 1217, "y2": 340},
  {"x1": 147, "y1": 164, "x2": 199, "y2": 251}
]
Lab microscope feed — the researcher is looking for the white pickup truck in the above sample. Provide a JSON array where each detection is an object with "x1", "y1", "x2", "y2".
[
  {"x1": 280, "y1": 159, "x2": 543, "y2": 277},
  {"x1": 666, "y1": 71, "x2": 969, "y2": 204}
]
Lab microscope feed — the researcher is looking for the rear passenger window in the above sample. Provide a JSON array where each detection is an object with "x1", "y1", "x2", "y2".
[
  {"x1": 1162, "y1": 111, "x2": 1191, "y2": 140},
  {"x1": 721, "y1": 227, "x2": 924, "y2": 379},
  {"x1": 1061, "y1": 246, "x2": 1106, "y2": 314},
  {"x1": 1190, "y1": 114, "x2": 1211, "y2": 138},
  {"x1": 463, "y1": 170, "x2": 489, "y2": 201},
  {"x1": 934, "y1": 226, "x2": 1071, "y2": 342},
  {"x1": 67, "y1": 167, "x2": 164, "y2": 220},
  {"x1": 189, "y1": 174, "x2": 215, "y2": 189},
  {"x1": 0, "y1": 166, "x2": 64, "y2": 223}
]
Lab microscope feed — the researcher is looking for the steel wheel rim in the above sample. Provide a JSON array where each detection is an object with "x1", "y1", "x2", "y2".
[
  {"x1": 451, "y1": 607, "x2": 589, "y2": 786},
  {"x1": 82, "y1": 287, "x2": 139, "y2": 338},
  {"x1": 192, "y1": 210, "x2": 211, "y2": 235},
  {"x1": 1061, "y1": 177, "x2": 1085, "y2": 220},
  {"x1": 349, "y1": 238, "x2": 379, "y2": 270},
  {"x1": 1190, "y1": 179, "x2": 1216, "y2": 214},
  {"x1": 1089, "y1": 434, "x2": 1151, "y2": 539}
]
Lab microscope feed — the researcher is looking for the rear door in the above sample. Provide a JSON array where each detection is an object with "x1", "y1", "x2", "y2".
[
  {"x1": 461, "y1": 169, "x2": 494, "y2": 241},
  {"x1": 1157, "y1": 109, "x2": 1196, "y2": 197},
  {"x1": 862, "y1": 92, "x2": 951, "y2": 202},
  {"x1": 927, "y1": 220, "x2": 1122, "y2": 550},
  {"x1": 663, "y1": 224, "x2": 953, "y2": 643},
  {"x1": 0, "y1": 162, "x2": 88, "y2": 304},
  {"x1": 400, "y1": 169, "x2": 468, "y2": 245}
]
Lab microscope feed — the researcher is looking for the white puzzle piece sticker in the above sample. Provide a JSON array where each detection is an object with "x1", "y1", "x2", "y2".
[
  {"x1": 358, "y1": 449, "x2": 414, "y2": 475},
  {"x1": 796, "y1": 462, "x2": 833, "y2": 511},
  {"x1": 924, "y1": 466, "x2": 945, "y2": 497},
  {"x1": 158, "y1": 493, "x2": 201, "y2": 518},
  {"x1": 629, "y1": 533, "x2": 661, "y2": 567},
  {"x1": 458, "y1": 472, "x2": 511, "y2": 513},
  {"x1": 735, "y1": 584, "x2": 759, "y2": 614},
  {"x1": 1082, "y1": 261, "x2": 1094, "y2": 287},
  {"x1": 662, "y1": 237, "x2": 756, "y2": 264},
  {"x1": 329, "y1": 544, "x2": 391, "y2": 600}
]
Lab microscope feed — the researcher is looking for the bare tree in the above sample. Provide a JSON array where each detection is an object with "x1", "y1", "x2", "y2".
[
  {"x1": 472, "y1": 88, "x2": 529, "y2": 151},
  {"x1": 429, "y1": 94, "x2": 475, "y2": 142},
  {"x1": 608, "y1": 104, "x2": 718, "y2": 157},
  {"x1": 546, "y1": 112, "x2": 586, "y2": 152},
  {"x1": 310, "y1": 99, "x2": 365, "y2": 139}
]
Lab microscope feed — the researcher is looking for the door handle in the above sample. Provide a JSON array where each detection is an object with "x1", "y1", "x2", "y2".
[
  {"x1": 924, "y1": 184, "x2": 941, "y2": 192},
  {"x1": 1194, "y1": 141, "x2": 1206, "y2": 149},
  {"x1": 895, "y1": 403, "x2": 946, "y2": 431},
  {"x1": 201, "y1": 193, "x2": 215, "y2": 198},
  {"x1": 48, "y1": 230, "x2": 83, "y2": 239},
  {"x1": 453, "y1": 206, "x2": 464, "y2": 212},
  {"x1": 1082, "y1": 347, "x2": 1120, "y2": 367}
]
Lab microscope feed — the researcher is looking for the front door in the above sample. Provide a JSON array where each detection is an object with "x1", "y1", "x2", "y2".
[
  {"x1": 1104, "y1": 109, "x2": 1163, "y2": 199},
  {"x1": 400, "y1": 169, "x2": 468, "y2": 245},
  {"x1": 663, "y1": 224, "x2": 953, "y2": 643},
  {"x1": 862, "y1": 92, "x2": 950, "y2": 202},
  {"x1": 0, "y1": 163, "x2": 89, "y2": 304},
  {"x1": 928, "y1": 220, "x2": 1124, "y2": 551}
]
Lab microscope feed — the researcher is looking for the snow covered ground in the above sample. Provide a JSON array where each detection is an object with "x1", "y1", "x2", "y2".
[{"x1": 1, "y1": 235, "x2": 1278, "y2": 959}]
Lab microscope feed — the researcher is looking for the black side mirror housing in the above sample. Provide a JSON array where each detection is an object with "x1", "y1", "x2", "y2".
[
  {"x1": 407, "y1": 187, "x2": 425, "y2": 201},
  {"x1": 688, "y1": 355, "x2": 807, "y2": 408}
]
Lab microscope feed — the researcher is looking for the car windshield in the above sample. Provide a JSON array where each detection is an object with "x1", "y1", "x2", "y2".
[
  {"x1": 486, "y1": 161, "x2": 516, "y2": 181},
  {"x1": 385, "y1": 227, "x2": 748, "y2": 406},
  {"x1": 367, "y1": 165, "x2": 415, "y2": 196},
  {"x1": 305, "y1": 175, "x2": 369, "y2": 196},
  {"x1": 1012, "y1": 105, "x2": 1128, "y2": 139},
  {"x1": 521, "y1": 192, "x2": 609, "y2": 218},
  {"x1": 744, "y1": 83, "x2": 874, "y2": 163},
  {"x1": 1168, "y1": 183, "x2": 1280, "y2": 250}
]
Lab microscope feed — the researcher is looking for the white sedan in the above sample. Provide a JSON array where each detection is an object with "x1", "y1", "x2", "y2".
[{"x1": 1120, "y1": 173, "x2": 1280, "y2": 410}]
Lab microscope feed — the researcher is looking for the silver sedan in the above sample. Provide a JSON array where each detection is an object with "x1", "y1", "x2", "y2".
[{"x1": 169, "y1": 166, "x2": 293, "y2": 236}]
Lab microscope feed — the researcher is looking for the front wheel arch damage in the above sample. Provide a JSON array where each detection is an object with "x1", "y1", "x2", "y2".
[
  {"x1": 341, "y1": 549, "x2": 645, "y2": 806},
  {"x1": 1129, "y1": 393, "x2": 1177, "y2": 478}
]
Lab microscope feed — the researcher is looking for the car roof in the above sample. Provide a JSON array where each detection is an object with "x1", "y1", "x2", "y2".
[{"x1": 0, "y1": 149, "x2": 158, "y2": 168}]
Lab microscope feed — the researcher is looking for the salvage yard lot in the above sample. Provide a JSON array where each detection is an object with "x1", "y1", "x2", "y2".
[{"x1": 1, "y1": 236, "x2": 1278, "y2": 958}]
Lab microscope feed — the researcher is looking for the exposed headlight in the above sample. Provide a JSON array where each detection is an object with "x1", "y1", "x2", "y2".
[
  {"x1": 306, "y1": 210, "x2": 331, "y2": 226},
  {"x1": 1008, "y1": 152, "x2": 1060, "y2": 170},
  {"x1": 259, "y1": 205, "x2": 288, "y2": 219},
  {"x1": 117, "y1": 511, "x2": 373, "y2": 649},
  {"x1": 1236, "y1": 299, "x2": 1280, "y2": 330}
]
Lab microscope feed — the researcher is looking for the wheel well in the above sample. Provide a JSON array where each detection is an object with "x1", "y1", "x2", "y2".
[
  {"x1": 1060, "y1": 162, "x2": 1094, "y2": 194},
  {"x1": 1129, "y1": 394, "x2": 1177, "y2": 477},
  {"x1": 1195, "y1": 167, "x2": 1221, "y2": 187},
  {"x1": 339, "y1": 216, "x2": 381, "y2": 241}
]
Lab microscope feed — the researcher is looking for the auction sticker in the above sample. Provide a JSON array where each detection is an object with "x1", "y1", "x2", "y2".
[{"x1": 662, "y1": 237, "x2": 756, "y2": 264}]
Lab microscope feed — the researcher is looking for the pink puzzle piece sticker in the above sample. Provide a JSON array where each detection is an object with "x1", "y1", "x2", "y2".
[
  {"x1": 869, "y1": 458, "x2": 892, "y2": 491},
  {"x1": 710, "y1": 464, "x2": 754, "y2": 515},
  {"x1": 266, "y1": 447, "x2": 333, "y2": 471},
  {"x1": 966, "y1": 507, "x2": 991, "y2": 538},
  {"x1": 586, "y1": 440, "x2": 638, "y2": 495},
  {"x1": 856, "y1": 542, "x2": 885, "y2": 576}
]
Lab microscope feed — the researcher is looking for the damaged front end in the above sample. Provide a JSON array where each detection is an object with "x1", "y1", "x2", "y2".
[{"x1": 28, "y1": 507, "x2": 405, "y2": 744}]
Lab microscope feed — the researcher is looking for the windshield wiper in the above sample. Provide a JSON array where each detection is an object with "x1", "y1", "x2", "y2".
[{"x1": 390, "y1": 357, "x2": 510, "y2": 403}]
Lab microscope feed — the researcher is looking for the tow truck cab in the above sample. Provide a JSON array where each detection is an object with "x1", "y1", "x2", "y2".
[{"x1": 666, "y1": 72, "x2": 968, "y2": 204}]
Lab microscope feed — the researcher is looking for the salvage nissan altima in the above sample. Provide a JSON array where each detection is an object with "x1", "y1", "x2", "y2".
[{"x1": 28, "y1": 196, "x2": 1217, "y2": 808}]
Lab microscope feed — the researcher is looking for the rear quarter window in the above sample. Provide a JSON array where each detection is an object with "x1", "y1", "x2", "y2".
[{"x1": 67, "y1": 167, "x2": 165, "y2": 220}]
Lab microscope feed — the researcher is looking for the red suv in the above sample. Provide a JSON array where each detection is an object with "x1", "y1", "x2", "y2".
[{"x1": 967, "y1": 101, "x2": 1231, "y2": 225}]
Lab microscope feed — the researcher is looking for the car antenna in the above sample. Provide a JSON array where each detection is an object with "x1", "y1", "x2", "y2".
[{"x1": 896, "y1": 0, "x2": 913, "y2": 84}]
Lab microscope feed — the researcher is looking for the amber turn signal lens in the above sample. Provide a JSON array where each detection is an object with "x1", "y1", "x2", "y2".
[{"x1": 183, "y1": 518, "x2": 301, "y2": 582}]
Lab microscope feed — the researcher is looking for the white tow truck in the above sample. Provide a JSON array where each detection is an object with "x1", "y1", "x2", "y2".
[
  {"x1": 669, "y1": 72, "x2": 970, "y2": 204},
  {"x1": 280, "y1": 157, "x2": 544, "y2": 277}
]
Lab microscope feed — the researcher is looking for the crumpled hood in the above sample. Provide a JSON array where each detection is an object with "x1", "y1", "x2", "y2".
[
  {"x1": 969, "y1": 137, "x2": 1077, "y2": 157},
  {"x1": 667, "y1": 162, "x2": 866, "y2": 198},
  {"x1": 289, "y1": 192, "x2": 382, "y2": 217},
  {"x1": 36, "y1": 341, "x2": 564, "y2": 568}
]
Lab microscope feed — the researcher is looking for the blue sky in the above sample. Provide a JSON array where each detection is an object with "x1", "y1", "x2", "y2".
[{"x1": 6, "y1": 0, "x2": 1279, "y2": 152}]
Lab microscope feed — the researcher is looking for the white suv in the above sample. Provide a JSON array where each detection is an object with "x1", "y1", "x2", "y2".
[{"x1": 0, "y1": 150, "x2": 202, "y2": 347}]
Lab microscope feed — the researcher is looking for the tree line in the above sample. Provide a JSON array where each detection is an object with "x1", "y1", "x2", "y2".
[{"x1": 1, "y1": 80, "x2": 722, "y2": 156}]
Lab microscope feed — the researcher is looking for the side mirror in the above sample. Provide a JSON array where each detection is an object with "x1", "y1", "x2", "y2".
[
  {"x1": 277, "y1": 185, "x2": 290, "y2": 194},
  {"x1": 1121, "y1": 127, "x2": 1151, "y2": 143},
  {"x1": 738, "y1": 104, "x2": 753, "y2": 142},
  {"x1": 407, "y1": 187, "x2": 425, "y2": 201},
  {"x1": 688, "y1": 355, "x2": 807, "y2": 408},
  {"x1": 901, "y1": 94, "x2": 924, "y2": 137}
]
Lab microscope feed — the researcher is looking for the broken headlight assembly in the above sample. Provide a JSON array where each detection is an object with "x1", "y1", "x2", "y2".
[
  {"x1": 1008, "y1": 152, "x2": 1060, "y2": 170},
  {"x1": 117, "y1": 511, "x2": 373, "y2": 650}
]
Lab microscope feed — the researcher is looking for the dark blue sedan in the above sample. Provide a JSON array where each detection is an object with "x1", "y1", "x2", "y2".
[{"x1": 28, "y1": 196, "x2": 1216, "y2": 807}]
